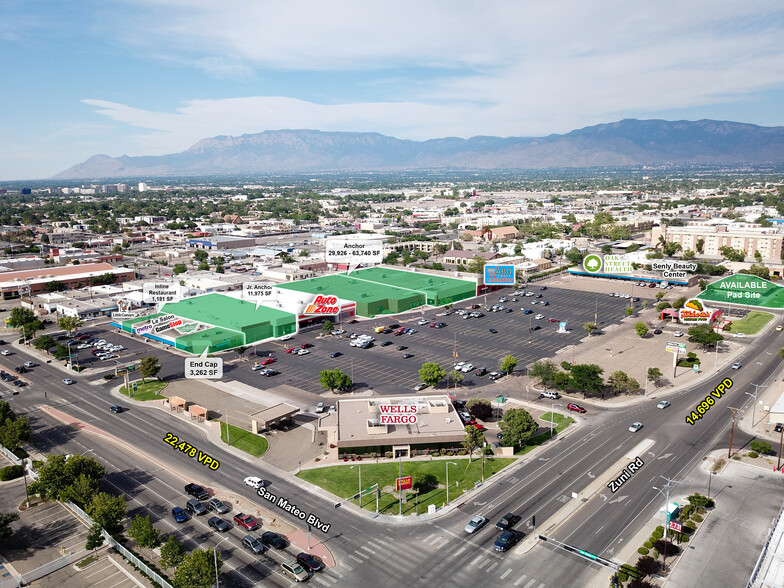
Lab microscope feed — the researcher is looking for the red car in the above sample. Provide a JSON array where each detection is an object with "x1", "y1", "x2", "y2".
[
  {"x1": 300, "y1": 343, "x2": 313, "y2": 349},
  {"x1": 548, "y1": 317, "x2": 558, "y2": 322},
  {"x1": 472, "y1": 423, "x2": 486, "y2": 431},
  {"x1": 260, "y1": 358, "x2": 275, "y2": 365},
  {"x1": 285, "y1": 347, "x2": 296, "y2": 354},
  {"x1": 233, "y1": 513, "x2": 260, "y2": 531},
  {"x1": 567, "y1": 403, "x2": 586, "y2": 413}
]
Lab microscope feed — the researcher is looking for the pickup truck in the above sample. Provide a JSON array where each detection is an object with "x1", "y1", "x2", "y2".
[
  {"x1": 234, "y1": 513, "x2": 260, "y2": 531},
  {"x1": 184, "y1": 483, "x2": 210, "y2": 500}
]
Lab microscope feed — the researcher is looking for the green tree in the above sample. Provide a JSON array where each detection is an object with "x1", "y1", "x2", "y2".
[
  {"x1": 528, "y1": 360, "x2": 558, "y2": 387},
  {"x1": 672, "y1": 296, "x2": 688, "y2": 309},
  {"x1": 0, "y1": 512, "x2": 19, "y2": 542},
  {"x1": 601, "y1": 244, "x2": 612, "y2": 254},
  {"x1": 412, "y1": 472, "x2": 438, "y2": 493},
  {"x1": 138, "y1": 355, "x2": 161, "y2": 383},
  {"x1": 173, "y1": 263, "x2": 188, "y2": 275},
  {"x1": 322, "y1": 320, "x2": 333, "y2": 334},
  {"x1": 608, "y1": 371, "x2": 640, "y2": 395},
  {"x1": 647, "y1": 367, "x2": 663, "y2": 386},
  {"x1": 45, "y1": 280, "x2": 66, "y2": 293},
  {"x1": 463, "y1": 425, "x2": 485, "y2": 463},
  {"x1": 0, "y1": 412, "x2": 30, "y2": 453},
  {"x1": 696, "y1": 238, "x2": 704, "y2": 253},
  {"x1": 57, "y1": 315, "x2": 84, "y2": 335},
  {"x1": 500, "y1": 355, "x2": 518, "y2": 375},
  {"x1": 654, "y1": 291, "x2": 665, "y2": 301},
  {"x1": 687, "y1": 324, "x2": 724, "y2": 348},
  {"x1": 468, "y1": 256, "x2": 487, "y2": 274},
  {"x1": 656, "y1": 301, "x2": 672, "y2": 312},
  {"x1": 60, "y1": 473, "x2": 101, "y2": 508},
  {"x1": 499, "y1": 408, "x2": 539, "y2": 447},
  {"x1": 698, "y1": 279, "x2": 707, "y2": 291},
  {"x1": 553, "y1": 372, "x2": 571, "y2": 390},
  {"x1": 197, "y1": 260, "x2": 209, "y2": 271},
  {"x1": 193, "y1": 249, "x2": 209, "y2": 262},
  {"x1": 30, "y1": 454, "x2": 105, "y2": 503},
  {"x1": 625, "y1": 306, "x2": 634, "y2": 316},
  {"x1": 447, "y1": 368, "x2": 463, "y2": 388},
  {"x1": 33, "y1": 334, "x2": 56, "y2": 352},
  {"x1": 583, "y1": 322, "x2": 599, "y2": 336},
  {"x1": 419, "y1": 362, "x2": 446, "y2": 387},
  {"x1": 569, "y1": 364, "x2": 605, "y2": 396},
  {"x1": 466, "y1": 398, "x2": 493, "y2": 421},
  {"x1": 128, "y1": 514, "x2": 162, "y2": 550},
  {"x1": 85, "y1": 523, "x2": 105, "y2": 551},
  {"x1": 383, "y1": 251, "x2": 399, "y2": 265},
  {"x1": 160, "y1": 535, "x2": 186, "y2": 570},
  {"x1": 634, "y1": 322, "x2": 649, "y2": 337},
  {"x1": 87, "y1": 492, "x2": 126, "y2": 534},
  {"x1": 8, "y1": 307, "x2": 36, "y2": 328},
  {"x1": 174, "y1": 548, "x2": 220, "y2": 588},
  {"x1": 318, "y1": 368, "x2": 352, "y2": 392},
  {"x1": 234, "y1": 346, "x2": 248, "y2": 359},
  {"x1": 681, "y1": 249, "x2": 696, "y2": 260},
  {"x1": 565, "y1": 248, "x2": 584, "y2": 264}
]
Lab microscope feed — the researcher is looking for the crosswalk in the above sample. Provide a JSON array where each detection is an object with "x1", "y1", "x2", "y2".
[{"x1": 326, "y1": 530, "x2": 550, "y2": 588}]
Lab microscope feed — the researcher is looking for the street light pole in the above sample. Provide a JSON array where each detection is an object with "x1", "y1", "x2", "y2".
[
  {"x1": 351, "y1": 464, "x2": 361, "y2": 507},
  {"x1": 550, "y1": 403, "x2": 562, "y2": 438},
  {"x1": 653, "y1": 475, "x2": 679, "y2": 569},
  {"x1": 213, "y1": 536, "x2": 230, "y2": 588},
  {"x1": 446, "y1": 461, "x2": 457, "y2": 506},
  {"x1": 747, "y1": 384, "x2": 765, "y2": 427}
]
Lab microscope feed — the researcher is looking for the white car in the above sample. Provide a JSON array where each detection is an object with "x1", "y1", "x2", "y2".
[
  {"x1": 460, "y1": 363, "x2": 474, "y2": 373},
  {"x1": 243, "y1": 476, "x2": 265, "y2": 489},
  {"x1": 0, "y1": 350, "x2": 11, "y2": 356},
  {"x1": 673, "y1": 331, "x2": 683, "y2": 337},
  {"x1": 731, "y1": 362, "x2": 742, "y2": 370},
  {"x1": 733, "y1": 333, "x2": 747, "y2": 338},
  {"x1": 525, "y1": 292, "x2": 535, "y2": 297},
  {"x1": 315, "y1": 402, "x2": 325, "y2": 413},
  {"x1": 657, "y1": 401, "x2": 671, "y2": 409},
  {"x1": 454, "y1": 362, "x2": 465, "y2": 370},
  {"x1": 417, "y1": 319, "x2": 429, "y2": 325},
  {"x1": 62, "y1": 378, "x2": 74, "y2": 385},
  {"x1": 251, "y1": 364, "x2": 264, "y2": 371},
  {"x1": 629, "y1": 422, "x2": 643, "y2": 433},
  {"x1": 280, "y1": 334, "x2": 293, "y2": 341},
  {"x1": 464, "y1": 515, "x2": 488, "y2": 534},
  {"x1": 535, "y1": 314, "x2": 544, "y2": 320},
  {"x1": 296, "y1": 349, "x2": 310, "y2": 355},
  {"x1": 77, "y1": 343, "x2": 91, "y2": 349}
]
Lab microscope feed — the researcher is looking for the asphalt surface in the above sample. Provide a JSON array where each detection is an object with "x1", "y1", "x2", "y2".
[{"x1": 2, "y1": 284, "x2": 781, "y2": 587}]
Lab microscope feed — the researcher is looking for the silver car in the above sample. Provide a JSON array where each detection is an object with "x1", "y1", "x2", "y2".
[{"x1": 464, "y1": 515, "x2": 488, "y2": 534}]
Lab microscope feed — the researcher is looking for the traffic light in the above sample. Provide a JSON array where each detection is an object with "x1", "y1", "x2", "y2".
[
  {"x1": 352, "y1": 493, "x2": 360, "y2": 500},
  {"x1": 531, "y1": 515, "x2": 535, "y2": 527},
  {"x1": 334, "y1": 503, "x2": 341, "y2": 509}
]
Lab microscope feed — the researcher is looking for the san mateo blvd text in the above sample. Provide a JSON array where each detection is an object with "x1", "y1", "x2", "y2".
[{"x1": 257, "y1": 487, "x2": 331, "y2": 532}]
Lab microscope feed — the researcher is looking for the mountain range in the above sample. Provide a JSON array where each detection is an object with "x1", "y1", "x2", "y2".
[{"x1": 52, "y1": 119, "x2": 784, "y2": 179}]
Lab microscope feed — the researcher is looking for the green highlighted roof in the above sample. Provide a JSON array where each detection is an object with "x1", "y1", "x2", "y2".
[
  {"x1": 161, "y1": 293, "x2": 293, "y2": 331},
  {"x1": 697, "y1": 275, "x2": 784, "y2": 309},
  {"x1": 350, "y1": 267, "x2": 475, "y2": 306}
]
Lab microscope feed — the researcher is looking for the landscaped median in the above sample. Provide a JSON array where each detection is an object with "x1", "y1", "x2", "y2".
[
  {"x1": 297, "y1": 457, "x2": 515, "y2": 516},
  {"x1": 119, "y1": 380, "x2": 167, "y2": 401}
]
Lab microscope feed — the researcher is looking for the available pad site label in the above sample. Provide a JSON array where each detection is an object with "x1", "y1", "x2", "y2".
[
  {"x1": 143, "y1": 283, "x2": 180, "y2": 304},
  {"x1": 325, "y1": 238, "x2": 383, "y2": 274},
  {"x1": 184, "y1": 357, "x2": 223, "y2": 379}
]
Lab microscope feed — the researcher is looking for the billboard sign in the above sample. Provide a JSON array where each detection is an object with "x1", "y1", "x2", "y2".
[
  {"x1": 484, "y1": 265, "x2": 515, "y2": 285},
  {"x1": 396, "y1": 476, "x2": 413, "y2": 491},
  {"x1": 666, "y1": 342, "x2": 686, "y2": 353}
]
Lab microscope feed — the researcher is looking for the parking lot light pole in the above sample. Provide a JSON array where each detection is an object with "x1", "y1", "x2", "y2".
[
  {"x1": 446, "y1": 461, "x2": 457, "y2": 506},
  {"x1": 550, "y1": 404, "x2": 561, "y2": 437},
  {"x1": 214, "y1": 536, "x2": 230, "y2": 588}
]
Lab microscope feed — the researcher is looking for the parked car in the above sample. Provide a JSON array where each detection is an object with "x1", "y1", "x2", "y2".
[
  {"x1": 673, "y1": 331, "x2": 684, "y2": 337},
  {"x1": 489, "y1": 372, "x2": 503, "y2": 380},
  {"x1": 414, "y1": 383, "x2": 428, "y2": 391},
  {"x1": 381, "y1": 341, "x2": 393, "y2": 346},
  {"x1": 489, "y1": 328, "x2": 498, "y2": 334},
  {"x1": 403, "y1": 353, "x2": 414, "y2": 359},
  {"x1": 208, "y1": 517, "x2": 231, "y2": 532},
  {"x1": 296, "y1": 552, "x2": 324, "y2": 572},
  {"x1": 12, "y1": 380, "x2": 25, "y2": 388},
  {"x1": 315, "y1": 402, "x2": 326, "y2": 413},
  {"x1": 243, "y1": 534, "x2": 266, "y2": 554},
  {"x1": 172, "y1": 507, "x2": 188, "y2": 523},
  {"x1": 259, "y1": 369, "x2": 279, "y2": 376},
  {"x1": 475, "y1": 367, "x2": 487, "y2": 376},
  {"x1": 260, "y1": 357, "x2": 275, "y2": 365},
  {"x1": 185, "y1": 483, "x2": 210, "y2": 500},
  {"x1": 464, "y1": 515, "x2": 489, "y2": 534},
  {"x1": 300, "y1": 343, "x2": 313, "y2": 349},
  {"x1": 207, "y1": 498, "x2": 230, "y2": 514},
  {"x1": 234, "y1": 513, "x2": 260, "y2": 531},
  {"x1": 330, "y1": 351, "x2": 343, "y2": 358},
  {"x1": 262, "y1": 531, "x2": 288, "y2": 549},
  {"x1": 296, "y1": 349, "x2": 310, "y2": 355},
  {"x1": 566, "y1": 403, "x2": 586, "y2": 413},
  {"x1": 776, "y1": 423, "x2": 783, "y2": 433}
]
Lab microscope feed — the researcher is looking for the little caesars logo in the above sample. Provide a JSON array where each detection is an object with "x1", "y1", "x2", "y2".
[{"x1": 583, "y1": 254, "x2": 634, "y2": 274}]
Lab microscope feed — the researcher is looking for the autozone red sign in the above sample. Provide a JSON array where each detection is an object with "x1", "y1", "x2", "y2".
[{"x1": 303, "y1": 295, "x2": 339, "y2": 315}]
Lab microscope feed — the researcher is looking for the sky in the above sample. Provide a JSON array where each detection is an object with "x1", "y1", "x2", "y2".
[{"x1": 2, "y1": 0, "x2": 784, "y2": 180}]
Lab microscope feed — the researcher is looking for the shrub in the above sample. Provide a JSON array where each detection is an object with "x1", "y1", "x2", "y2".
[
  {"x1": 684, "y1": 520, "x2": 696, "y2": 530},
  {"x1": 652, "y1": 530, "x2": 663, "y2": 540},
  {"x1": 697, "y1": 506, "x2": 706, "y2": 514},
  {"x1": 692, "y1": 513, "x2": 703, "y2": 523},
  {"x1": 0, "y1": 465, "x2": 24, "y2": 481},
  {"x1": 732, "y1": 455, "x2": 741, "y2": 460},
  {"x1": 618, "y1": 571, "x2": 628, "y2": 582},
  {"x1": 643, "y1": 540, "x2": 653, "y2": 548},
  {"x1": 637, "y1": 547, "x2": 649, "y2": 555},
  {"x1": 751, "y1": 440, "x2": 773, "y2": 455},
  {"x1": 655, "y1": 525, "x2": 664, "y2": 534},
  {"x1": 688, "y1": 493, "x2": 714, "y2": 508},
  {"x1": 748, "y1": 451, "x2": 759, "y2": 458},
  {"x1": 635, "y1": 555, "x2": 661, "y2": 577},
  {"x1": 652, "y1": 539, "x2": 680, "y2": 556}
]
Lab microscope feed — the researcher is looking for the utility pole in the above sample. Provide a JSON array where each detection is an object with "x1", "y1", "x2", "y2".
[
  {"x1": 652, "y1": 475, "x2": 680, "y2": 569},
  {"x1": 746, "y1": 384, "x2": 765, "y2": 427},
  {"x1": 728, "y1": 407, "x2": 741, "y2": 458},
  {"x1": 778, "y1": 425, "x2": 784, "y2": 472}
]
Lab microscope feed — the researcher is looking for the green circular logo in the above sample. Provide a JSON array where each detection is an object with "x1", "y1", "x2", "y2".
[{"x1": 583, "y1": 254, "x2": 603, "y2": 273}]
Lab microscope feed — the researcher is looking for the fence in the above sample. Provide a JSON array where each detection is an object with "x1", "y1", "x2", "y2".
[
  {"x1": 21, "y1": 552, "x2": 81, "y2": 584},
  {"x1": 0, "y1": 446, "x2": 21, "y2": 466},
  {"x1": 747, "y1": 498, "x2": 784, "y2": 588},
  {"x1": 64, "y1": 501, "x2": 174, "y2": 588}
]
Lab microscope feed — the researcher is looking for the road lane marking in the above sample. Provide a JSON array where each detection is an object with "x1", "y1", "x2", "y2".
[
  {"x1": 470, "y1": 554, "x2": 484, "y2": 566},
  {"x1": 500, "y1": 568, "x2": 513, "y2": 580},
  {"x1": 513, "y1": 575, "x2": 528, "y2": 586}
]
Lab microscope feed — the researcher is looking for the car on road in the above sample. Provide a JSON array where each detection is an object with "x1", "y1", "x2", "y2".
[
  {"x1": 657, "y1": 401, "x2": 671, "y2": 409},
  {"x1": 776, "y1": 423, "x2": 783, "y2": 433},
  {"x1": 489, "y1": 328, "x2": 498, "y2": 334},
  {"x1": 208, "y1": 517, "x2": 231, "y2": 532},
  {"x1": 567, "y1": 403, "x2": 586, "y2": 413},
  {"x1": 403, "y1": 353, "x2": 414, "y2": 359},
  {"x1": 262, "y1": 531, "x2": 288, "y2": 549},
  {"x1": 243, "y1": 476, "x2": 265, "y2": 489},
  {"x1": 495, "y1": 513, "x2": 519, "y2": 530},
  {"x1": 629, "y1": 422, "x2": 643, "y2": 433},
  {"x1": 207, "y1": 498, "x2": 230, "y2": 514},
  {"x1": 23, "y1": 361, "x2": 35, "y2": 368},
  {"x1": 185, "y1": 483, "x2": 210, "y2": 500},
  {"x1": 330, "y1": 351, "x2": 343, "y2": 358},
  {"x1": 733, "y1": 333, "x2": 747, "y2": 338},
  {"x1": 243, "y1": 534, "x2": 266, "y2": 554},
  {"x1": 540, "y1": 286, "x2": 547, "y2": 291},
  {"x1": 494, "y1": 530, "x2": 521, "y2": 552},
  {"x1": 548, "y1": 318, "x2": 558, "y2": 322},
  {"x1": 109, "y1": 405, "x2": 124, "y2": 413},
  {"x1": 777, "y1": 325, "x2": 783, "y2": 332},
  {"x1": 673, "y1": 331, "x2": 684, "y2": 337},
  {"x1": 281, "y1": 560, "x2": 309, "y2": 582},
  {"x1": 185, "y1": 499, "x2": 207, "y2": 516},
  {"x1": 731, "y1": 362, "x2": 742, "y2": 370},
  {"x1": 1, "y1": 350, "x2": 11, "y2": 356},
  {"x1": 234, "y1": 513, "x2": 260, "y2": 531},
  {"x1": 172, "y1": 507, "x2": 188, "y2": 523},
  {"x1": 296, "y1": 552, "x2": 325, "y2": 572},
  {"x1": 315, "y1": 402, "x2": 326, "y2": 413},
  {"x1": 62, "y1": 378, "x2": 74, "y2": 385},
  {"x1": 465, "y1": 515, "x2": 488, "y2": 534},
  {"x1": 523, "y1": 309, "x2": 533, "y2": 314}
]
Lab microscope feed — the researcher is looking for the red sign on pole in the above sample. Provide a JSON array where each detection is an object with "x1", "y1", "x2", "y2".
[
  {"x1": 668, "y1": 520, "x2": 682, "y2": 533},
  {"x1": 396, "y1": 476, "x2": 413, "y2": 491}
]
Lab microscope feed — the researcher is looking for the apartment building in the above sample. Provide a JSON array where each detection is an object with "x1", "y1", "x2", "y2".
[{"x1": 652, "y1": 223, "x2": 784, "y2": 262}]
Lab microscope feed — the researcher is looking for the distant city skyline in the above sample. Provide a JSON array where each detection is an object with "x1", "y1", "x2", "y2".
[{"x1": 2, "y1": 1, "x2": 784, "y2": 180}]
